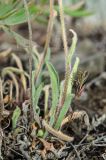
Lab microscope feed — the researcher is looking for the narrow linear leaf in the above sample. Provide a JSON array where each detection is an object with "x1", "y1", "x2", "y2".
[
  {"x1": 46, "y1": 62, "x2": 59, "y2": 114},
  {"x1": 67, "y1": 29, "x2": 77, "y2": 66},
  {"x1": 43, "y1": 85, "x2": 49, "y2": 118},
  {"x1": 55, "y1": 94, "x2": 73, "y2": 130},
  {"x1": 12, "y1": 106, "x2": 21, "y2": 129},
  {"x1": 64, "y1": 8, "x2": 93, "y2": 17},
  {"x1": 2, "y1": 67, "x2": 29, "y2": 78},
  {"x1": 1, "y1": 5, "x2": 40, "y2": 25},
  {"x1": 2, "y1": 27, "x2": 36, "y2": 49},
  {"x1": 55, "y1": 57, "x2": 79, "y2": 130},
  {"x1": 46, "y1": 62, "x2": 59, "y2": 126},
  {"x1": 34, "y1": 83, "x2": 43, "y2": 108},
  {"x1": 32, "y1": 71, "x2": 43, "y2": 114},
  {"x1": 0, "y1": 4, "x2": 14, "y2": 18},
  {"x1": 55, "y1": 6, "x2": 93, "y2": 17}
]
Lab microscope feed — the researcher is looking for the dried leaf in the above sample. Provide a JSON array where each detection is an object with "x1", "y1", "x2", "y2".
[
  {"x1": 42, "y1": 120, "x2": 74, "y2": 142},
  {"x1": 61, "y1": 110, "x2": 90, "y2": 130},
  {"x1": 12, "y1": 53, "x2": 27, "y2": 92}
]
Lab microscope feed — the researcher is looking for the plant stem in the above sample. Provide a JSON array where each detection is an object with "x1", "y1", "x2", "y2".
[
  {"x1": 57, "y1": 0, "x2": 70, "y2": 113},
  {"x1": 34, "y1": 0, "x2": 55, "y2": 82},
  {"x1": 58, "y1": 0, "x2": 68, "y2": 57},
  {"x1": 23, "y1": 0, "x2": 34, "y2": 122}
]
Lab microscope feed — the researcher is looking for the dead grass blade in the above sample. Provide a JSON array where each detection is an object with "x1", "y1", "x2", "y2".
[
  {"x1": 2, "y1": 70, "x2": 19, "y2": 102},
  {"x1": 61, "y1": 110, "x2": 90, "y2": 130},
  {"x1": 2, "y1": 67, "x2": 29, "y2": 79},
  {"x1": 0, "y1": 48, "x2": 11, "y2": 59},
  {"x1": 12, "y1": 53, "x2": 27, "y2": 92},
  {"x1": 42, "y1": 120, "x2": 74, "y2": 142}
]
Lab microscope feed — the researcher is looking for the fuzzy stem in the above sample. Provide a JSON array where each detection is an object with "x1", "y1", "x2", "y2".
[
  {"x1": 23, "y1": 0, "x2": 34, "y2": 121},
  {"x1": 34, "y1": 0, "x2": 55, "y2": 82},
  {"x1": 57, "y1": 0, "x2": 70, "y2": 113},
  {"x1": 58, "y1": 0, "x2": 68, "y2": 57}
]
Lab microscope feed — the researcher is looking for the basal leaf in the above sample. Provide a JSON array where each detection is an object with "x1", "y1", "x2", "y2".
[
  {"x1": 46, "y1": 62, "x2": 59, "y2": 126},
  {"x1": 32, "y1": 70, "x2": 43, "y2": 115},
  {"x1": 12, "y1": 106, "x2": 21, "y2": 129},
  {"x1": 55, "y1": 94, "x2": 73, "y2": 130}
]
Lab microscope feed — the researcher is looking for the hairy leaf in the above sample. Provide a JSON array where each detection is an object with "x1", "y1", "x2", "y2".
[
  {"x1": 1, "y1": 5, "x2": 39, "y2": 25},
  {"x1": 55, "y1": 6, "x2": 93, "y2": 17},
  {"x1": 55, "y1": 58, "x2": 79, "y2": 130},
  {"x1": 0, "y1": 4, "x2": 14, "y2": 18},
  {"x1": 12, "y1": 106, "x2": 21, "y2": 129},
  {"x1": 67, "y1": 57, "x2": 80, "y2": 94},
  {"x1": 55, "y1": 94, "x2": 73, "y2": 129},
  {"x1": 46, "y1": 62, "x2": 59, "y2": 125},
  {"x1": 67, "y1": 29, "x2": 77, "y2": 66},
  {"x1": 32, "y1": 71, "x2": 43, "y2": 114}
]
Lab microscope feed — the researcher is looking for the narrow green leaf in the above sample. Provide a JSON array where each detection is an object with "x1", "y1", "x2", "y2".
[
  {"x1": 43, "y1": 85, "x2": 49, "y2": 117},
  {"x1": 2, "y1": 67, "x2": 29, "y2": 78},
  {"x1": 55, "y1": 6, "x2": 93, "y2": 17},
  {"x1": 0, "y1": 4, "x2": 14, "y2": 18},
  {"x1": 32, "y1": 70, "x2": 43, "y2": 114},
  {"x1": 64, "y1": 8, "x2": 93, "y2": 17},
  {"x1": 1, "y1": 5, "x2": 40, "y2": 25},
  {"x1": 55, "y1": 94, "x2": 73, "y2": 129},
  {"x1": 55, "y1": 57, "x2": 79, "y2": 130},
  {"x1": 12, "y1": 31, "x2": 31, "y2": 48},
  {"x1": 46, "y1": 62, "x2": 59, "y2": 126},
  {"x1": 12, "y1": 106, "x2": 21, "y2": 129},
  {"x1": 2, "y1": 27, "x2": 31, "y2": 49},
  {"x1": 67, "y1": 29, "x2": 77, "y2": 66},
  {"x1": 45, "y1": 47, "x2": 51, "y2": 62}
]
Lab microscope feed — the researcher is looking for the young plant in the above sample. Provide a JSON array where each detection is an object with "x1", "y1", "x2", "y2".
[
  {"x1": 8, "y1": 0, "x2": 80, "y2": 141},
  {"x1": 31, "y1": 0, "x2": 80, "y2": 141}
]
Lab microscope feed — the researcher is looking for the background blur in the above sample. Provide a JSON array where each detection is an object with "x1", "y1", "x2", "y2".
[{"x1": 0, "y1": 0, "x2": 106, "y2": 79}]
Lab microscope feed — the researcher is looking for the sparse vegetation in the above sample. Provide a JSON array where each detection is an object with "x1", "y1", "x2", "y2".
[{"x1": 0, "y1": 0, "x2": 106, "y2": 159}]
